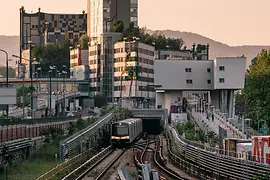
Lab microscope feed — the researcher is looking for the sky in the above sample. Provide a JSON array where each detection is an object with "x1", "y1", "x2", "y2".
[{"x1": 0, "y1": 0, "x2": 269, "y2": 46}]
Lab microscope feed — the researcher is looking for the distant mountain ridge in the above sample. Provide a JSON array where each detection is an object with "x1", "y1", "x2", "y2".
[
  {"x1": 148, "y1": 30, "x2": 270, "y2": 68},
  {"x1": 1, "y1": 31, "x2": 269, "y2": 68}
]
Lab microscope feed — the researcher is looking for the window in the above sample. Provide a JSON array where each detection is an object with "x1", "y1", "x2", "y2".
[
  {"x1": 207, "y1": 68, "x2": 211, "y2": 73},
  {"x1": 130, "y1": 17, "x2": 138, "y2": 22},
  {"x1": 219, "y1": 78, "x2": 225, "y2": 83},
  {"x1": 207, "y1": 80, "x2": 212, "y2": 84},
  {"x1": 185, "y1": 68, "x2": 192, "y2": 72},
  {"x1": 186, "y1": 79, "x2": 193, "y2": 84},
  {"x1": 219, "y1": 66, "x2": 225, "y2": 71}
]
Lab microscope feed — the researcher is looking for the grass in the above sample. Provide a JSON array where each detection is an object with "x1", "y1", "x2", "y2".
[
  {"x1": 0, "y1": 117, "x2": 98, "y2": 180},
  {"x1": 0, "y1": 140, "x2": 59, "y2": 180}
]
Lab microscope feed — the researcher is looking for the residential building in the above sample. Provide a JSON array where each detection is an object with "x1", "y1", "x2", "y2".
[
  {"x1": 70, "y1": 48, "x2": 89, "y2": 69},
  {"x1": 88, "y1": 33, "x2": 123, "y2": 101},
  {"x1": 20, "y1": 7, "x2": 87, "y2": 50},
  {"x1": 154, "y1": 57, "x2": 246, "y2": 118},
  {"x1": 87, "y1": 0, "x2": 138, "y2": 41},
  {"x1": 114, "y1": 41, "x2": 155, "y2": 107}
]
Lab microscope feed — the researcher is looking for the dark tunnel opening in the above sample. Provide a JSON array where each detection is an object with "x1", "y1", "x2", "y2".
[{"x1": 142, "y1": 118, "x2": 163, "y2": 135}]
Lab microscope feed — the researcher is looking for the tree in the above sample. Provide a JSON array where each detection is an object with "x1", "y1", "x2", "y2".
[
  {"x1": 31, "y1": 40, "x2": 71, "y2": 77},
  {"x1": 123, "y1": 23, "x2": 184, "y2": 51},
  {"x1": 244, "y1": 49, "x2": 270, "y2": 128},
  {"x1": 93, "y1": 94, "x2": 107, "y2": 108},
  {"x1": 235, "y1": 91, "x2": 246, "y2": 117},
  {"x1": 16, "y1": 86, "x2": 36, "y2": 108},
  {"x1": 113, "y1": 20, "x2": 124, "y2": 33},
  {"x1": 77, "y1": 34, "x2": 89, "y2": 50},
  {"x1": 0, "y1": 66, "x2": 16, "y2": 78}
]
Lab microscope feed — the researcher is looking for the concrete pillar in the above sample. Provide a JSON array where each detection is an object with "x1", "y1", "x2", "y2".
[{"x1": 227, "y1": 90, "x2": 235, "y2": 118}]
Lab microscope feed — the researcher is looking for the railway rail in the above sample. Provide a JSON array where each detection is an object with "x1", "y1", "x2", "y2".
[
  {"x1": 167, "y1": 126, "x2": 270, "y2": 179},
  {"x1": 62, "y1": 145, "x2": 125, "y2": 180},
  {"x1": 135, "y1": 135, "x2": 188, "y2": 180}
]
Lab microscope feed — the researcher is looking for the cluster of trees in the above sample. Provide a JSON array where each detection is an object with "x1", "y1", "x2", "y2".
[
  {"x1": 0, "y1": 66, "x2": 16, "y2": 78},
  {"x1": 31, "y1": 40, "x2": 71, "y2": 77},
  {"x1": 243, "y1": 49, "x2": 270, "y2": 128},
  {"x1": 114, "y1": 21, "x2": 184, "y2": 51},
  {"x1": 16, "y1": 86, "x2": 36, "y2": 108}
]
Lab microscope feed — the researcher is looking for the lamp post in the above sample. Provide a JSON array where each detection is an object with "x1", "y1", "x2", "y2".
[
  {"x1": 62, "y1": 65, "x2": 67, "y2": 109},
  {"x1": 28, "y1": 41, "x2": 34, "y2": 118},
  {"x1": 37, "y1": 67, "x2": 42, "y2": 91},
  {"x1": 48, "y1": 70, "x2": 52, "y2": 116},
  {"x1": 0, "y1": 49, "x2": 10, "y2": 119}
]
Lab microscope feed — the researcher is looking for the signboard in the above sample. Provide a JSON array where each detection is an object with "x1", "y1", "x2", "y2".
[
  {"x1": 171, "y1": 113, "x2": 187, "y2": 124},
  {"x1": 252, "y1": 136, "x2": 270, "y2": 165},
  {"x1": 0, "y1": 88, "x2": 17, "y2": 105},
  {"x1": 72, "y1": 65, "x2": 89, "y2": 80}
]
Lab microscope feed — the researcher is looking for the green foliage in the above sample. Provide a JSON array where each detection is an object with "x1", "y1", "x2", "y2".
[
  {"x1": 253, "y1": 174, "x2": 270, "y2": 180},
  {"x1": 77, "y1": 34, "x2": 89, "y2": 50},
  {"x1": 0, "y1": 117, "x2": 98, "y2": 179},
  {"x1": 114, "y1": 107, "x2": 133, "y2": 119},
  {"x1": 0, "y1": 66, "x2": 16, "y2": 78},
  {"x1": 176, "y1": 121, "x2": 218, "y2": 145},
  {"x1": 16, "y1": 86, "x2": 36, "y2": 108},
  {"x1": 244, "y1": 49, "x2": 270, "y2": 128},
  {"x1": 235, "y1": 92, "x2": 246, "y2": 117},
  {"x1": 31, "y1": 40, "x2": 71, "y2": 76},
  {"x1": 93, "y1": 94, "x2": 107, "y2": 108},
  {"x1": 114, "y1": 20, "x2": 124, "y2": 33},
  {"x1": 123, "y1": 23, "x2": 184, "y2": 51}
]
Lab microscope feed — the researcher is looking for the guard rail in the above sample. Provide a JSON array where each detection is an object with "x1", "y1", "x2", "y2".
[
  {"x1": 60, "y1": 113, "x2": 114, "y2": 161},
  {"x1": 167, "y1": 126, "x2": 270, "y2": 179}
]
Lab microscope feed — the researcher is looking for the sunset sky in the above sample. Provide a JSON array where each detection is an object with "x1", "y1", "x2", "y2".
[{"x1": 0, "y1": 0, "x2": 269, "y2": 46}]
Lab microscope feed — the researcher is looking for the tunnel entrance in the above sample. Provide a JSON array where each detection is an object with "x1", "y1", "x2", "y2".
[{"x1": 142, "y1": 118, "x2": 163, "y2": 135}]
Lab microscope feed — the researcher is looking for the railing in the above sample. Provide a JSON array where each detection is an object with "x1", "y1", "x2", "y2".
[
  {"x1": 167, "y1": 126, "x2": 270, "y2": 179},
  {"x1": 36, "y1": 148, "x2": 94, "y2": 180},
  {"x1": 60, "y1": 113, "x2": 115, "y2": 161},
  {"x1": 0, "y1": 138, "x2": 32, "y2": 154},
  {"x1": 130, "y1": 109, "x2": 168, "y2": 118}
]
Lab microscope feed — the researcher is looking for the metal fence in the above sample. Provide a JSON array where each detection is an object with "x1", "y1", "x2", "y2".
[
  {"x1": 59, "y1": 113, "x2": 115, "y2": 161},
  {"x1": 130, "y1": 109, "x2": 168, "y2": 119},
  {"x1": 167, "y1": 126, "x2": 270, "y2": 179},
  {"x1": 0, "y1": 115, "x2": 81, "y2": 126}
]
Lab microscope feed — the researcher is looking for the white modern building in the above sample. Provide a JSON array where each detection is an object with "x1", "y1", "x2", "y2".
[
  {"x1": 154, "y1": 57, "x2": 247, "y2": 118},
  {"x1": 87, "y1": 0, "x2": 138, "y2": 41},
  {"x1": 113, "y1": 41, "x2": 155, "y2": 107}
]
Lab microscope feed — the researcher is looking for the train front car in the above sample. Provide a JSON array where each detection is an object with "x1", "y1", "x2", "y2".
[
  {"x1": 111, "y1": 122, "x2": 130, "y2": 146},
  {"x1": 111, "y1": 118, "x2": 143, "y2": 147}
]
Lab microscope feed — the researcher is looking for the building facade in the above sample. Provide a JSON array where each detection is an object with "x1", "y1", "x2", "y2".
[
  {"x1": 114, "y1": 41, "x2": 155, "y2": 107},
  {"x1": 20, "y1": 7, "x2": 87, "y2": 50},
  {"x1": 154, "y1": 57, "x2": 246, "y2": 118},
  {"x1": 88, "y1": 33, "x2": 123, "y2": 101},
  {"x1": 87, "y1": 0, "x2": 138, "y2": 41},
  {"x1": 70, "y1": 49, "x2": 89, "y2": 69}
]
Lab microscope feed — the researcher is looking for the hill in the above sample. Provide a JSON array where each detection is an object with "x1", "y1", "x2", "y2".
[
  {"x1": 0, "y1": 35, "x2": 19, "y2": 67},
  {"x1": 1, "y1": 32, "x2": 269, "y2": 68},
  {"x1": 148, "y1": 30, "x2": 270, "y2": 68}
]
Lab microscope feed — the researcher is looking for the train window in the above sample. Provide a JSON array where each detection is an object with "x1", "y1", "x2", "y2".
[{"x1": 112, "y1": 124, "x2": 128, "y2": 136}]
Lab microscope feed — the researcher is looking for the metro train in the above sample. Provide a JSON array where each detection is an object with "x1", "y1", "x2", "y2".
[{"x1": 111, "y1": 118, "x2": 143, "y2": 145}]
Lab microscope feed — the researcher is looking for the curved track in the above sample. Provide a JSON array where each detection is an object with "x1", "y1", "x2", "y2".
[{"x1": 137, "y1": 135, "x2": 189, "y2": 180}]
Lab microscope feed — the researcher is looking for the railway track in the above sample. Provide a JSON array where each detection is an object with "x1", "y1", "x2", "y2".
[
  {"x1": 62, "y1": 146, "x2": 126, "y2": 180},
  {"x1": 136, "y1": 135, "x2": 188, "y2": 180}
]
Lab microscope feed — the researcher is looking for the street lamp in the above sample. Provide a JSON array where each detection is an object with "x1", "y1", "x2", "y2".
[{"x1": 0, "y1": 49, "x2": 10, "y2": 119}]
